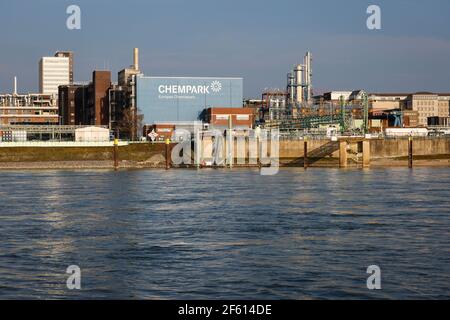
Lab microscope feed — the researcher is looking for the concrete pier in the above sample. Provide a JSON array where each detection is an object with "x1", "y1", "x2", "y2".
[
  {"x1": 362, "y1": 140, "x2": 370, "y2": 168},
  {"x1": 339, "y1": 141, "x2": 348, "y2": 168},
  {"x1": 249, "y1": 137, "x2": 258, "y2": 165}
]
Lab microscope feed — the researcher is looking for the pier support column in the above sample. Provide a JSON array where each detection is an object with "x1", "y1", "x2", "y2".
[
  {"x1": 408, "y1": 137, "x2": 413, "y2": 169},
  {"x1": 194, "y1": 129, "x2": 202, "y2": 168},
  {"x1": 249, "y1": 137, "x2": 258, "y2": 165},
  {"x1": 202, "y1": 137, "x2": 213, "y2": 163},
  {"x1": 165, "y1": 139, "x2": 171, "y2": 170},
  {"x1": 113, "y1": 128, "x2": 119, "y2": 171},
  {"x1": 226, "y1": 134, "x2": 234, "y2": 168},
  {"x1": 113, "y1": 138, "x2": 119, "y2": 171},
  {"x1": 362, "y1": 140, "x2": 370, "y2": 168},
  {"x1": 304, "y1": 138, "x2": 308, "y2": 169},
  {"x1": 339, "y1": 141, "x2": 348, "y2": 168},
  {"x1": 236, "y1": 135, "x2": 246, "y2": 165}
]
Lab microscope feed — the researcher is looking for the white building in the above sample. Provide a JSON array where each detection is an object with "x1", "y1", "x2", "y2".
[
  {"x1": 39, "y1": 56, "x2": 70, "y2": 97},
  {"x1": 75, "y1": 126, "x2": 110, "y2": 142}
]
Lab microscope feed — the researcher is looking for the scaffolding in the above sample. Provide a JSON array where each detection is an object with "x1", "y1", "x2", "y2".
[{"x1": 265, "y1": 113, "x2": 345, "y2": 130}]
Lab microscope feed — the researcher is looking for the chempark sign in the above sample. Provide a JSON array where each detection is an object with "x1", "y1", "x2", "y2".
[
  {"x1": 136, "y1": 76, "x2": 243, "y2": 123},
  {"x1": 158, "y1": 80, "x2": 223, "y2": 96}
]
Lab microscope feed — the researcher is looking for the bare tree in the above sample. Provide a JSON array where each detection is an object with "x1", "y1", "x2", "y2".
[{"x1": 118, "y1": 107, "x2": 144, "y2": 140}]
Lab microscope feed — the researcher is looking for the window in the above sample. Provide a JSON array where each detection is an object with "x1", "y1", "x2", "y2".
[
  {"x1": 216, "y1": 115, "x2": 229, "y2": 120},
  {"x1": 236, "y1": 115, "x2": 249, "y2": 120}
]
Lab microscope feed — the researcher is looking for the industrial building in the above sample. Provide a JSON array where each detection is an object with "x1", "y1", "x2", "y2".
[
  {"x1": 0, "y1": 93, "x2": 58, "y2": 126},
  {"x1": 245, "y1": 49, "x2": 449, "y2": 134},
  {"x1": 54, "y1": 51, "x2": 74, "y2": 84},
  {"x1": 287, "y1": 51, "x2": 313, "y2": 106},
  {"x1": 4, "y1": 45, "x2": 449, "y2": 142},
  {"x1": 136, "y1": 76, "x2": 243, "y2": 124},
  {"x1": 58, "y1": 48, "x2": 245, "y2": 139},
  {"x1": 0, "y1": 77, "x2": 58, "y2": 126},
  {"x1": 58, "y1": 84, "x2": 86, "y2": 125},
  {"x1": 58, "y1": 71, "x2": 112, "y2": 126},
  {"x1": 58, "y1": 48, "x2": 139, "y2": 139},
  {"x1": 305, "y1": 90, "x2": 450, "y2": 130},
  {"x1": 201, "y1": 107, "x2": 255, "y2": 130},
  {"x1": 405, "y1": 92, "x2": 450, "y2": 126},
  {"x1": 39, "y1": 54, "x2": 71, "y2": 97},
  {"x1": 143, "y1": 121, "x2": 203, "y2": 142},
  {"x1": 256, "y1": 52, "x2": 313, "y2": 122}
]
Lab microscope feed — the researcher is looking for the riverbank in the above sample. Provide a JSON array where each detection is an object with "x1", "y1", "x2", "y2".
[
  {"x1": 0, "y1": 156, "x2": 449, "y2": 170},
  {"x1": 1, "y1": 138, "x2": 449, "y2": 170}
]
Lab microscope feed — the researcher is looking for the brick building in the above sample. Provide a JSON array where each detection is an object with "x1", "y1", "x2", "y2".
[
  {"x1": 58, "y1": 71, "x2": 111, "y2": 126},
  {"x1": 202, "y1": 107, "x2": 255, "y2": 130},
  {"x1": 58, "y1": 84, "x2": 86, "y2": 125}
]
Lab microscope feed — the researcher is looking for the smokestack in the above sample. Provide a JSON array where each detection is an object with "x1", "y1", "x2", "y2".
[
  {"x1": 13, "y1": 76, "x2": 17, "y2": 95},
  {"x1": 133, "y1": 48, "x2": 139, "y2": 71}
]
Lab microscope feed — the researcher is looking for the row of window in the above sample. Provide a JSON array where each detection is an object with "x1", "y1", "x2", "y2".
[
  {"x1": 417, "y1": 107, "x2": 436, "y2": 111},
  {"x1": 1, "y1": 111, "x2": 57, "y2": 115},
  {"x1": 4, "y1": 119, "x2": 58, "y2": 123},
  {"x1": 416, "y1": 100, "x2": 435, "y2": 106}
]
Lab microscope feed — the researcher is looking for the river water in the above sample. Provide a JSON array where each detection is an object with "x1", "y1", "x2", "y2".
[{"x1": 0, "y1": 168, "x2": 448, "y2": 299}]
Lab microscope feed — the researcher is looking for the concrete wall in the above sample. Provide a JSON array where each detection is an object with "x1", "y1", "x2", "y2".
[
  {"x1": 370, "y1": 138, "x2": 450, "y2": 158},
  {"x1": 280, "y1": 138, "x2": 450, "y2": 160},
  {"x1": 199, "y1": 137, "x2": 450, "y2": 164},
  {"x1": 1, "y1": 138, "x2": 449, "y2": 165}
]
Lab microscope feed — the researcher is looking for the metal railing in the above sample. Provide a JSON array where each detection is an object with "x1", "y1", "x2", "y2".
[{"x1": 0, "y1": 125, "x2": 109, "y2": 134}]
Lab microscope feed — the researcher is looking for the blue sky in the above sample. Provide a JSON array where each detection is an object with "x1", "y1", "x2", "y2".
[{"x1": 0, "y1": 0, "x2": 449, "y2": 97}]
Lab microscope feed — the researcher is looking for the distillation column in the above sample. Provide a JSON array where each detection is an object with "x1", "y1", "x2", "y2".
[
  {"x1": 303, "y1": 52, "x2": 312, "y2": 102},
  {"x1": 294, "y1": 64, "x2": 304, "y2": 104}
]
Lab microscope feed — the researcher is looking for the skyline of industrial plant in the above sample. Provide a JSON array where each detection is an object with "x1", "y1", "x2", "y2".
[
  {"x1": 0, "y1": 0, "x2": 449, "y2": 305},
  {"x1": 1, "y1": 0, "x2": 450, "y2": 97}
]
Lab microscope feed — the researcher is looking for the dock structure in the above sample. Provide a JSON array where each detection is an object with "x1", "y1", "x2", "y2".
[
  {"x1": 338, "y1": 137, "x2": 371, "y2": 168},
  {"x1": 339, "y1": 140, "x2": 348, "y2": 168}
]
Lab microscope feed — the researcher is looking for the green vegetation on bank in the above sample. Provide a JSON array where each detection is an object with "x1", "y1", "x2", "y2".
[{"x1": 0, "y1": 143, "x2": 165, "y2": 163}]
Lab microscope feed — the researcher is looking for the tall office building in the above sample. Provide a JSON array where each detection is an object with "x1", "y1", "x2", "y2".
[
  {"x1": 54, "y1": 51, "x2": 74, "y2": 84},
  {"x1": 39, "y1": 56, "x2": 70, "y2": 96}
]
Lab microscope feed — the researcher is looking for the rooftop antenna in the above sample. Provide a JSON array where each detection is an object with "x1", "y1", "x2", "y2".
[
  {"x1": 133, "y1": 48, "x2": 139, "y2": 71},
  {"x1": 13, "y1": 76, "x2": 17, "y2": 95}
]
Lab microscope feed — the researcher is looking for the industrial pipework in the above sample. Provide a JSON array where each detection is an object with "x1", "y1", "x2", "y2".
[{"x1": 287, "y1": 51, "x2": 313, "y2": 105}]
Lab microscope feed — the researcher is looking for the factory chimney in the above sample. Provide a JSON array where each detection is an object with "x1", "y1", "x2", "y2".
[
  {"x1": 133, "y1": 48, "x2": 139, "y2": 71},
  {"x1": 13, "y1": 76, "x2": 17, "y2": 95}
]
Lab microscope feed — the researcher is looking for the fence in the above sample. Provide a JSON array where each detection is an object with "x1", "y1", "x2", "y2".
[{"x1": 0, "y1": 141, "x2": 129, "y2": 148}]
